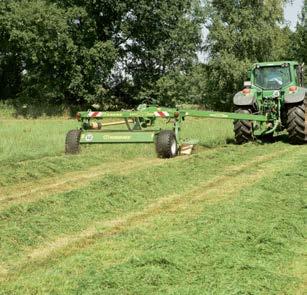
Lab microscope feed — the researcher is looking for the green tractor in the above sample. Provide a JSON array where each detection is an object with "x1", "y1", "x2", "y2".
[{"x1": 233, "y1": 61, "x2": 306, "y2": 144}]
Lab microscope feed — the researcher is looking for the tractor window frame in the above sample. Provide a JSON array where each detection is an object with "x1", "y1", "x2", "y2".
[
  {"x1": 253, "y1": 65, "x2": 292, "y2": 90},
  {"x1": 294, "y1": 65, "x2": 299, "y2": 85}
]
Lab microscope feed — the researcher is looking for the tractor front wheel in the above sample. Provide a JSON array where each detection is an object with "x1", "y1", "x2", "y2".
[
  {"x1": 65, "y1": 130, "x2": 81, "y2": 154},
  {"x1": 287, "y1": 101, "x2": 306, "y2": 144},
  {"x1": 233, "y1": 109, "x2": 253, "y2": 144},
  {"x1": 155, "y1": 130, "x2": 178, "y2": 158}
]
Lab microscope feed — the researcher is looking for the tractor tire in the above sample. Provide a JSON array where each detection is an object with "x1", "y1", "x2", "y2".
[
  {"x1": 233, "y1": 109, "x2": 253, "y2": 144},
  {"x1": 155, "y1": 130, "x2": 178, "y2": 158},
  {"x1": 287, "y1": 100, "x2": 306, "y2": 144},
  {"x1": 65, "y1": 129, "x2": 81, "y2": 154}
]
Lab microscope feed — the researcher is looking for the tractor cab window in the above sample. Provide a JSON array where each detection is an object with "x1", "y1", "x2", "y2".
[{"x1": 254, "y1": 66, "x2": 291, "y2": 90}]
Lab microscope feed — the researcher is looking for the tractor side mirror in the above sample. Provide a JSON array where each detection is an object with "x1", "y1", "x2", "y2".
[{"x1": 244, "y1": 81, "x2": 252, "y2": 88}]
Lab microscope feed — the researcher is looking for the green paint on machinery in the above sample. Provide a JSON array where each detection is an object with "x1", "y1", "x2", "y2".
[
  {"x1": 233, "y1": 61, "x2": 306, "y2": 144},
  {"x1": 65, "y1": 104, "x2": 267, "y2": 158},
  {"x1": 65, "y1": 61, "x2": 307, "y2": 158}
]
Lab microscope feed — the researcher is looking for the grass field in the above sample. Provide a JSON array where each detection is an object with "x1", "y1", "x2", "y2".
[{"x1": 0, "y1": 116, "x2": 306, "y2": 294}]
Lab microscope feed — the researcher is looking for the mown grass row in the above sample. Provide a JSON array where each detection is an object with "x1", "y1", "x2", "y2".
[
  {"x1": 0, "y1": 145, "x2": 306, "y2": 294},
  {"x1": 1, "y1": 116, "x2": 305, "y2": 294},
  {"x1": 0, "y1": 143, "x2": 293, "y2": 264}
]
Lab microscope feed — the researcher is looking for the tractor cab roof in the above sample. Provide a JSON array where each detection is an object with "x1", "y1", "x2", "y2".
[{"x1": 251, "y1": 61, "x2": 299, "y2": 68}]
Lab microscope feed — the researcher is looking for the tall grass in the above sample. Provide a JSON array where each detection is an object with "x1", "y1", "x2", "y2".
[
  {"x1": 0, "y1": 119, "x2": 77, "y2": 163},
  {"x1": 180, "y1": 117, "x2": 234, "y2": 146},
  {"x1": 0, "y1": 117, "x2": 234, "y2": 186},
  {"x1": 0, "y1": 117, "x2": 233, "y2": 163}
]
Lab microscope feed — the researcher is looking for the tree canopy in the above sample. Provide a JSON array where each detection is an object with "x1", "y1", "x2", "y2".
[
  {"x1": 293, "y1": 0, "x2": 307, "y2": 81},
  {"x1": 0, "y1": 0, "x2": 305, "y2": 113}
]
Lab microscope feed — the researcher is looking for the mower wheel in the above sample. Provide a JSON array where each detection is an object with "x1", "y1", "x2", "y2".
[
  {"x1": 65, "y1": 129, "x2": 81, "y2": 154},
  {"x1": 287, "y1": 101, "x2": 306, "y2": 144},
  {"x1": 233, "y1": 109, "x2": 253, "y2": 144},
  {"x1": 156, "y1": 130, "x2": 178, "y2": 158}
]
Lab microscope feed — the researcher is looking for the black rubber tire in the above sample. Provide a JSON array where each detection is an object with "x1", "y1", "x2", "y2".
[
  {"x1": 155, "y1": 130, "x2": 178, "y2": 158},
  {"x1": 233, "y1": 109, "x2": 253, "y2": 144},
  {"x1": 287, "y1": 102, "x2": 306, "y2": 144},
  {"x1": 65, "y1": 130, "x2": 81, "y2": 154}
]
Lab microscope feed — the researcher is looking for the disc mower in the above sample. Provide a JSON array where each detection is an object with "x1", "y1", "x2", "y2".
[{"x1": 65, "y1": 61, "x2": 307, "y2": 158}]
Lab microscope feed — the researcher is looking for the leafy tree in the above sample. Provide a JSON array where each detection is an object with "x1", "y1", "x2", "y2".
[
  {"x1": 0, "y1": 0, "x2": 117, "y2": 109},
  {"x1": 138, "y1": 64, "x2": 208, "y2": 107},
  {"x1": 117, "y1": 0, "x2": 204, "y2": 102},
  {"x1": 204, "y1": 0, "x2": 292, "y2": 110},
  {"x1": 0, "y1": 0, "x2": 205, "y2": 110},
  {"x1": 45, "y1": 0, "x2": 205, "y2": 106},
  {"x1": 292, "y1": 0, "x2": 307, "y2": 83}
]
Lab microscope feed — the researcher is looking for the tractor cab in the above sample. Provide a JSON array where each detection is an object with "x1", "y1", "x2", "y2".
[
  {"x1": 253, "y1": 64, "x2": 291, "y2": 90},
  {"x1": 249, "y1": 61, "x2": 304, "y2": 91}
]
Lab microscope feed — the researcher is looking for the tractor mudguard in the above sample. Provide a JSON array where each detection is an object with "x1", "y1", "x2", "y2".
[
  {"x1": 285, "y1": 87, "x2": 307, "y2": 104},
  {"x1": 233, "y1": 92, "x2": 256, "y2": 106}
]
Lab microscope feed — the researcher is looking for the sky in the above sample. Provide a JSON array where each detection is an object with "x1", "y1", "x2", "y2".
[{"x1": 284, "y1": 0, "x2": 304, "y2": 30}]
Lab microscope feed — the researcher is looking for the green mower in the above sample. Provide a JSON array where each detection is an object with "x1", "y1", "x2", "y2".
[{"x1": 65, "y1": 61, "x2": 306, "y2": 158}]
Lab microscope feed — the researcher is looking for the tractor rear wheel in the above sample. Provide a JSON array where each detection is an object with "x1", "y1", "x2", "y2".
[
  {"x1": 287, "y1": 100, "x2": 306, "y2": 144},
  {"x1": 156, "y1": 130, "x2": 178, "y2": 158},
  {"x1": 65, "y1": 129, "x2": 81, "y2": 154},
  {"x1": 233, "y1": 109, "x2": 253, "y2": 144}
]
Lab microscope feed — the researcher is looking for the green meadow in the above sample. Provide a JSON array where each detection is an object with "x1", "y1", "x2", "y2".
[{"x1": 0, "y1": 117, "x2": 305, "y2": 294}]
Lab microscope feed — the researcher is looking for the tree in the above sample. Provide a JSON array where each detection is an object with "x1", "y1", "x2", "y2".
[
  {"x1": 116, "y1": 0, "x2": 204, "y2": 104},
  {"x1": 139, "y1": 64, "x2": 208, "y2": 107},
  {"x1": 292, "y1": 0, "x2": 307, "y2": 83},
  {"x1": 0, "y1": 0, "x2": 205, "y2": 110},
  {"x1": 204, "y1": 0, "x2": 292, "y2": 110},
  {"x1": 44, "y1": 0, "x2": 205, "y2": 106},
  {"x1": 0, "y1": 0, "x2": 117, "y2": 110}
]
